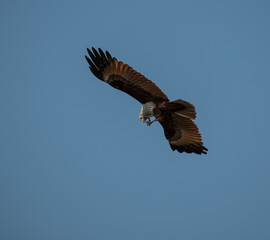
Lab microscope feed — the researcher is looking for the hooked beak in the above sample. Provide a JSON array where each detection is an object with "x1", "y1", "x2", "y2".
[{"x1": 140, "y1": 117, "x2": 146, "y2": 123}]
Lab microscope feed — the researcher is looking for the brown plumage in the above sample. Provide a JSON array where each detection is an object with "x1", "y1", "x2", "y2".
[{"x1": 85, "y1": 47, "x2": 208, "y2": 155}]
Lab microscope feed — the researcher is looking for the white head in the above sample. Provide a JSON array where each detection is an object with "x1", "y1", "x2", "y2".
[{"x1": 139, "y1": 102, "x2": 156, "y2": 123}]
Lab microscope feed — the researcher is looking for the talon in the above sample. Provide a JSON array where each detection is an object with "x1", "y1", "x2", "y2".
[{"x1": 146, "y1": 118, "x2": 158, "y2": 126}]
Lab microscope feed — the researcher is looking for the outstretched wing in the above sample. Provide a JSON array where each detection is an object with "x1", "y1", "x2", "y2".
[
  {"x1": 159, "y1": 113, "x2": 208, "y2": 154},
  {"x1": 85, "y1": 47, "x2": 169, "y2": 104}
]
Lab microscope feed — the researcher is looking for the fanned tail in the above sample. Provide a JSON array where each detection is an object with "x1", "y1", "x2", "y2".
[{"x1": 160, "y1": 99, "x2": 197, "y2": 119}]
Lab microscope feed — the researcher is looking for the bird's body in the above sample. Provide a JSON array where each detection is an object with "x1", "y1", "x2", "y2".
[{"x1": 85, "y1": 47, "x2": 208, "y2": 155}]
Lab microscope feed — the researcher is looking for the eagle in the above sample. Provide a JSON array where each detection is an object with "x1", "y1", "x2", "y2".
[{"x1": 85, "y1": 47, "x2": 208, "y2": 155}]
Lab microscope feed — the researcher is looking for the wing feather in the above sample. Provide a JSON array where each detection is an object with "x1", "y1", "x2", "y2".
[
  {"x1": 98, "y1": 48, "x2": 109, "y2": 65},
  {"x1": 85, "y1": 47, "x2": 169, "y2": 104},
  {"x1": 105, "y1": 51, "x2": 113, "y2": 62},
  {"x1": 159, "y1": 113, "x2": 208, "y2": 154}
]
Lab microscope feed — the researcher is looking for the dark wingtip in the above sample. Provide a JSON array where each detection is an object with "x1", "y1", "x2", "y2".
[
  {"x1": 85, "y1": 46, "x2": 114, "y2": 81},
  {"x1": 87, "y1": 48, "x2": 92, "y2": 56},
  {"x1": 92, "y1": 47, "x2": 100, "y2": 58},
  {"x1": 98, "y1": 48, "x2": 103, "y2": 54},
  {"x1": 105, "y1": 50, "x2": 113, "y2": 62},
  {"x1": 170, "y1": 143, "x2": 176, "y2": 151},
  {"x1": 170, "y1": 143, "x2": 208, "y2": 155},
  {"x1": 85, "y1": 55, "x2": 91, "y2": 65},
  {"x1": 202, "y1": 146, "x2": 208, "y2": 151}
]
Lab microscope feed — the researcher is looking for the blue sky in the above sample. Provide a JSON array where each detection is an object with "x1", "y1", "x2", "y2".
[{"x1": 1, "y1": 0, "x2": 270, "y2": 239}]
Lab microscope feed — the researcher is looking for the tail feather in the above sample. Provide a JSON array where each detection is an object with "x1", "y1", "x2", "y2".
[{"x1": 161, "y1": 99, "x2": 197, "y2": 119}]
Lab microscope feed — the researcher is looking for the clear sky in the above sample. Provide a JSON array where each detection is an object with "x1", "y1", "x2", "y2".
[{"x1": 1, "y1": 0, "x2": 270, "y2": 239}]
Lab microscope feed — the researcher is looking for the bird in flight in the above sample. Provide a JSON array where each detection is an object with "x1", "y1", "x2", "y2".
[{"x1": 85, "y1": 47, "x2": 208, "y2": 154}]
